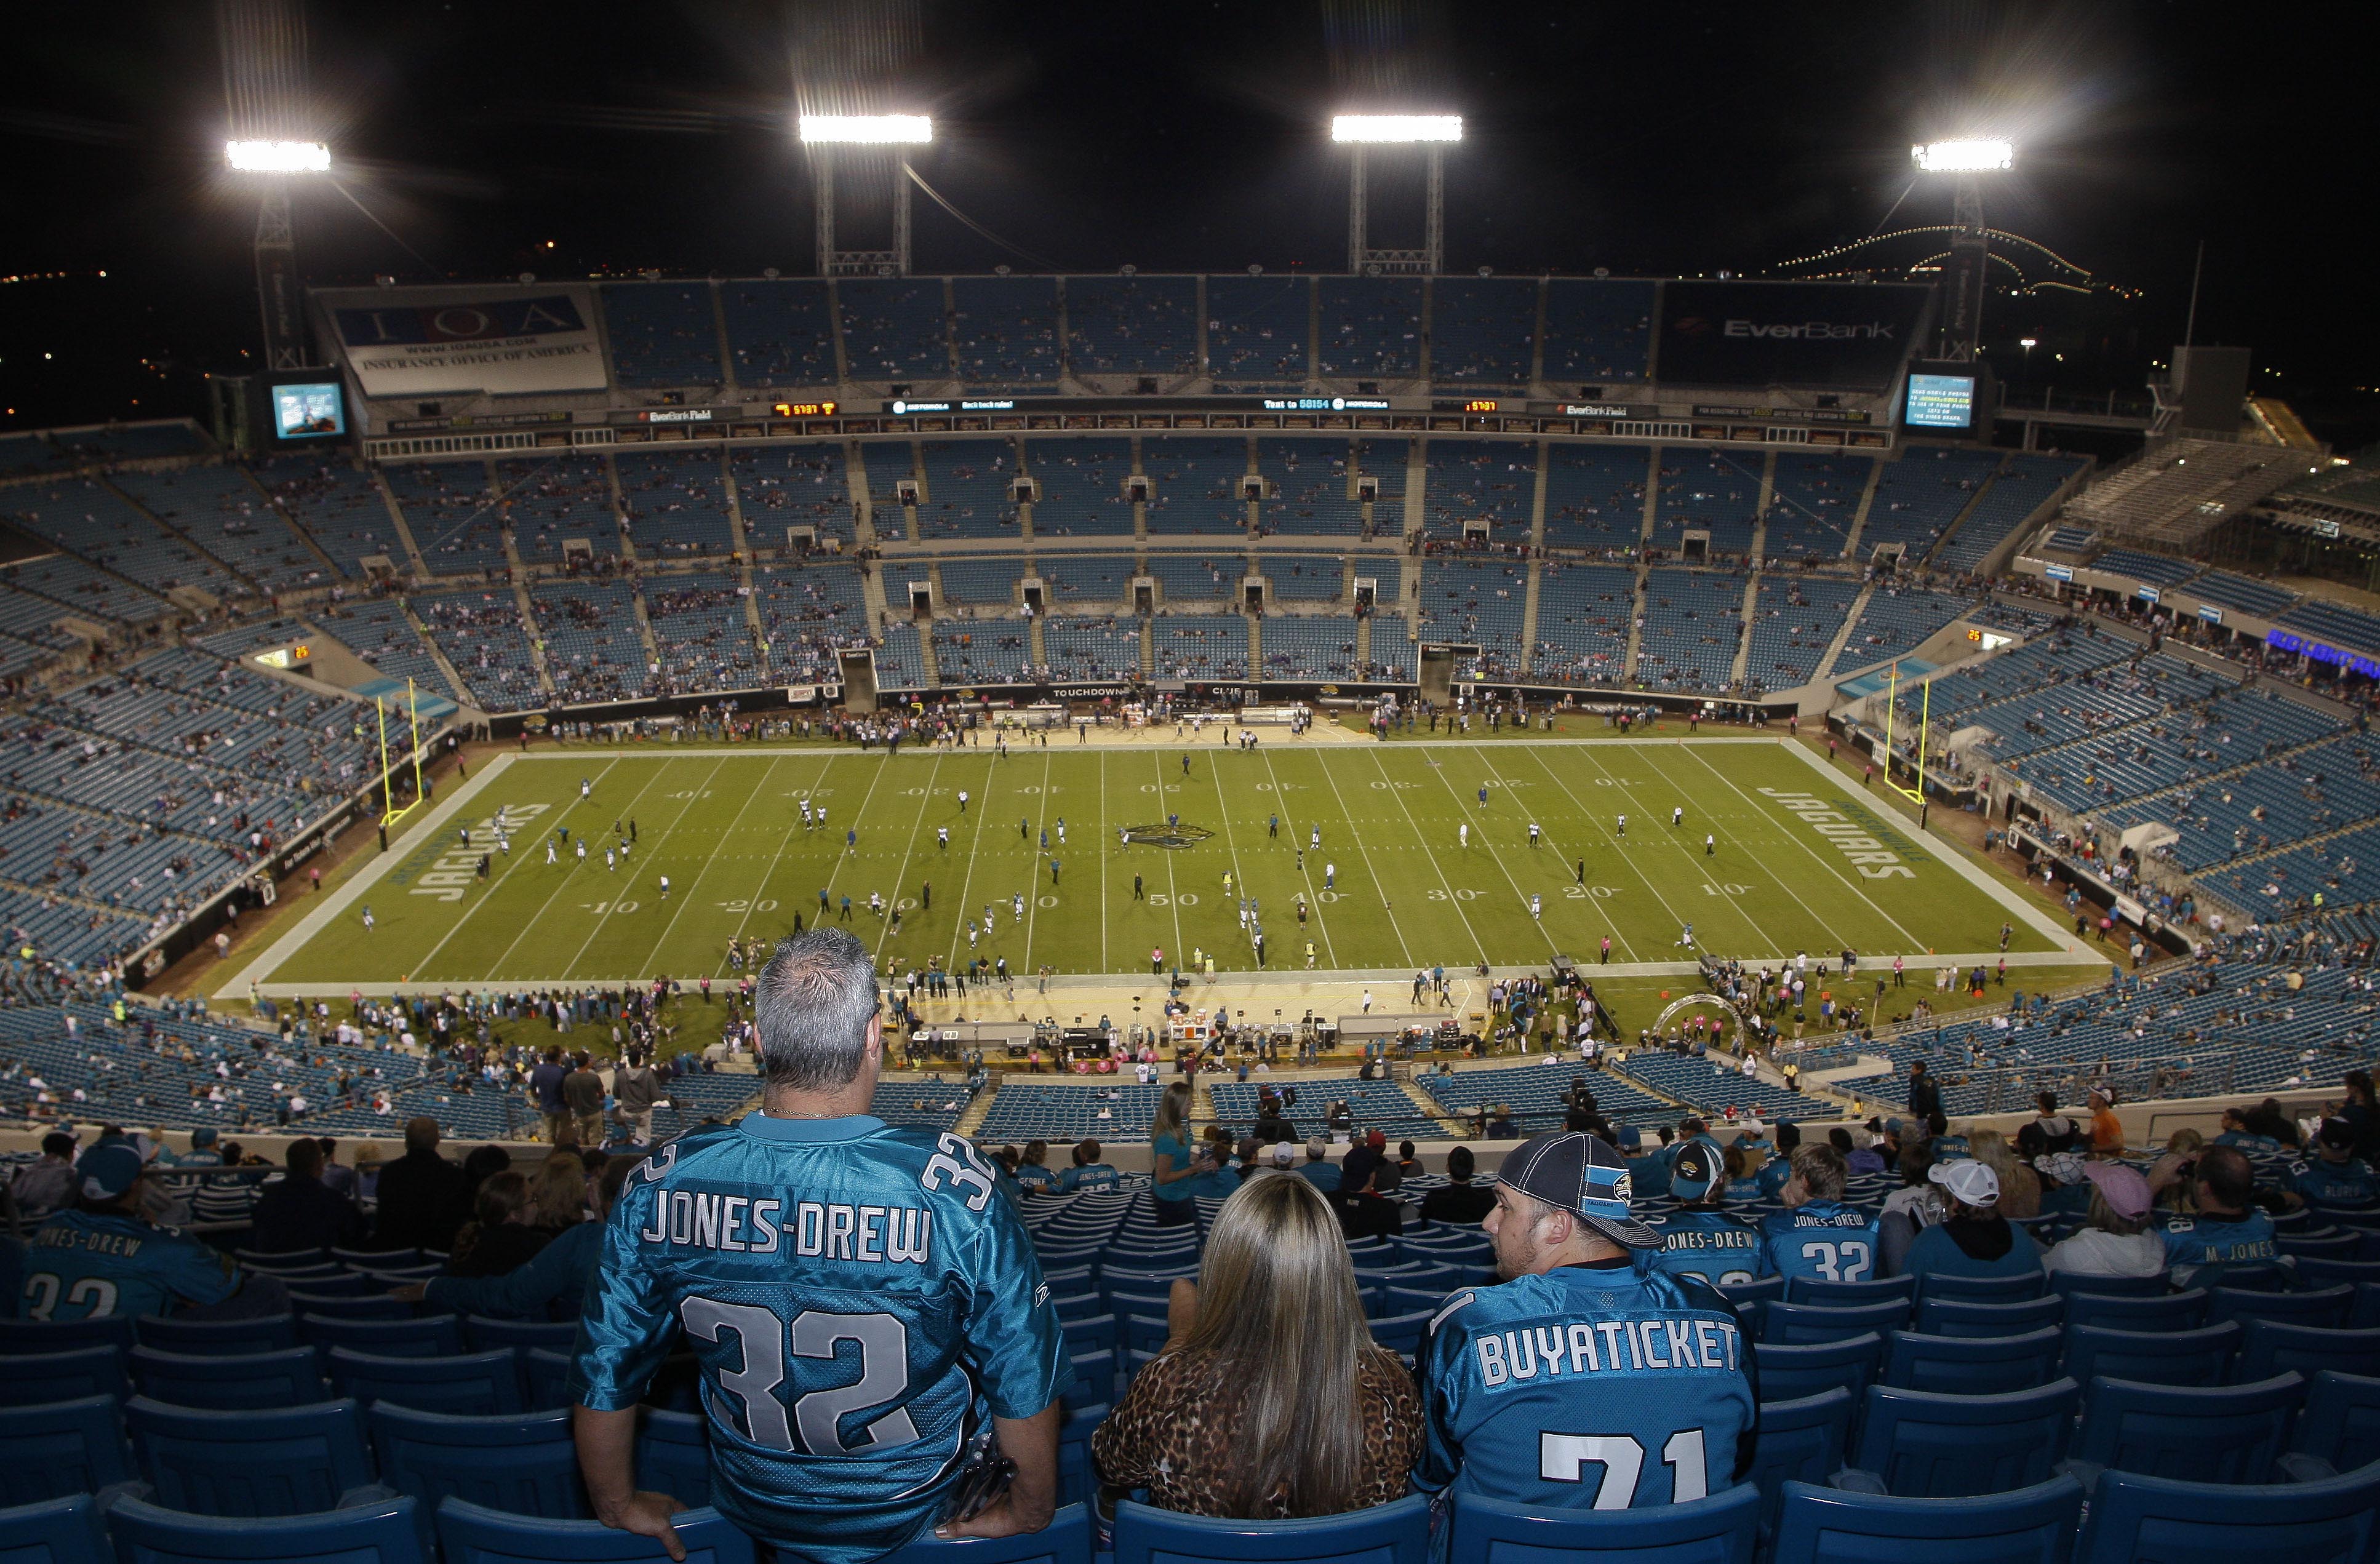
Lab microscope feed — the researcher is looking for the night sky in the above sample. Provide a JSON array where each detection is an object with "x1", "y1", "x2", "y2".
[{"x1": 3, "y1": 0, "x2": 2371, "y2": 441}]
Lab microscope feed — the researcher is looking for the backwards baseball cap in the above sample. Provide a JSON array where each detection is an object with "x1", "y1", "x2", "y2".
[
  {"x1": 2081, "y1": 1161, "x2": 2153, "y2": 1222},
  {"x1": 190, "y1": 1127, "x2": 218, "y2": 1148},
  {"x1": 1271, "y1": 1142, "x2": 1297, "y2": 1167},
  {"x1": 1498, "y1": 1131, "x2": 1661, "y2": 1249},
  {"x1": 1928, "y1": 1159, "x2": 2000, "y2": 1207},
  {"x1": 2320, "y1": 1117, "x2": 2359, "y2": 1151},
  {"x1": 1367, "y1": 1128, "x2": 1387, "y2": 1149},
  {"x1": 76, "y1": 1142, "x2": 146, "y2": 1202},
  {"x1": 1669, "y1": 1140, "x2": 1726, "y2": 1203}
]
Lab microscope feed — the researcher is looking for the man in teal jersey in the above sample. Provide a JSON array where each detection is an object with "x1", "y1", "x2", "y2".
[
  {"x1": 1417, "y1": 1131, "x2": 1757, "y2": 1514},
  {"x1": 2161, "y1": 1145, "x2": 2282, "y2": 1287},
  {"x1": 572, "y1": 928, "x2": 1072, "y2": 1563},
  {"x1": 19, "y1": 1142, "x2": 246, "y2": 1320},
  {"x1": 1758, "y1": 1144, "x2": 1880, "y2": 1285},
  {"x1": 1643, "y1": 1141, "x2": 1768, "y2": 1288}
]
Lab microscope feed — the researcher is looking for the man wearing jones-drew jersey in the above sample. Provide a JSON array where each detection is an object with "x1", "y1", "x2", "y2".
[
  {"x1": 572, "y1": 927, "x2": 1071, "y2": 1563},
  {"x1": 1416, "y1": 1131, "x2": 1757, "y2": 1515}
]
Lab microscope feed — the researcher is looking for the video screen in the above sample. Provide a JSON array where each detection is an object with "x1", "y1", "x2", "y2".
[
  {"x1": 1904, "y1": 372, "x2": 1976, "y2": 429},
  {"x1": 273, "y1": 381, "x2": 346, "y2": 439}
]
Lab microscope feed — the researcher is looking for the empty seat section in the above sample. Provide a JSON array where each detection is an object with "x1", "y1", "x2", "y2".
[
  {"x1": 1205, "y1": 275, "x2": 1309, "y2": 389},
  {"x1": 615, "y1": 450, "x2": 736, "y2": 557},
  {"x1": 601, "y1": 281, "x2": 722, "y2": 387},
  {"x1": 1143, "y1": 438, "x2": 1250, "y2": 536},
  {"x1": 837, "y1": 277, "x2": 951, "y2": 381},
  {"x1": 1065, "y1": 275, "x2": 1199, "y2": 378},
  {"x1": 952, "y1": 277, "x2": 1062, "y2": 390},
  {"x1": 1256, "y1": 439, "x2": 1363, "y2": 537},
  {"x1": 1428, "y1": 276, "x2": 1538, "y2": 389},
  {"x1": 1530, "y1": 562, "x2": 1635, "y2": 686},
  {"x1": 1651, "y1": 447, "x2": 1762, "y2": 557},
  {"x1": 1026, "y1": 439, "x2": 1134, "y2": 537},
  {"x1": 720, "y1": 277, "x2": 836, "y2": 389},
  {"x1": 1423, "y1": 440, "x2": 1534, "y2": 543},
  {"x1": 1634, "y1": 568, "x2": 1746, "y2": 693},
  {"x1": 1540, "y1": 278, "x2": 1655, "y2": 385}
]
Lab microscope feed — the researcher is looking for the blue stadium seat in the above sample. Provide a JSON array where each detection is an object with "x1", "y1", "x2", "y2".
[
  {"x1": 2292, "y1": 1258, "x2": 2380, "y2": 1290},
  {"x1": 1056, "y1": 1402, "x2": 1106, "y2": 1509},
  {"x1": 2061, "y1": 1323, "x2": 2239, "y2": 1390},
  {"x1": 236, "y1": 1248, "x2": 331, "y2": 1272},
  {"x1": 1840, "y1": 1379, "x2": 2081, "y2": 1497},
  {"x1": 0, "y1": 1394, "x2": 140, "y2": 1506},
  {"x1": 329, "y1": 1347, "x2": 524, "y2": 1415},
  {"x1": 1118, "y1": 1314, "x2": 1173, "y2": 1362},
  {"x1": 2072, "y1": 1462, "x2": 2380, "y2": 1564},
  {"x1": 103, "y1": 1491, "x2": 426, "y2": 1563},
  {"x1": 1369, "y1": 1310, "x2": 1431, "y2": 1360},
  {"x1": 634, "y1": 1409, "x2": 711, "y2": 1505},
  {"x1": 434, "y1": 1494, "x2": 757, "y2": 1563},
  {"x1": 2065, "y1": 1374, "x2": 2304, "y2": 1486},
  {"x1": 0, "y1": 1315, "x2": 137, "y2": 1355},
  {"x1": 0, "y1": 1493, "x2": 115, "y2": 1563},
  {"x1": 2061, "y1": 1290, "x2": 2206, "y2": 1333},
  {"x1": 301, "y1": 1314, "x2": 468, "y2": 1359},
  {"x1": 1743, "y1": 1389, "x2": 1856, "y2": 1538},
  {"x1": 1447, "y1": 1482, "x2": 1760, "y2": 1564},
  {"x1": 1770, "y1": 1474, "x2": 2085, "y2": 1564},
  {"x1": 1915, "y1": 1272, "x2": 2048, "y2": 1306},
  {"x1": 1765, "y1": 1301, "x2": 1912, "y2": 1346},
  {"x1": 125, "y1": 1395, "x2": 388, "y2": 1516},
  {"x1": 1882, "y1": 1328, "x2": 2065, "y2": 1395},
  {"x1": 2232, "y1": 1322, "x2": 2380, "y2": 1383},
  {"x1": 128, "y1": 1345, "x2": 327, "y2": 1411},
  {"x1": 1717, "y1": 1277, "x2": 1786, "y2": 1306},
  {"x1": 1112, "y1": 1493, "x2": 1431, "y2": 1564},
  {"x1": 368, "y1": 1403, "x2": 585, "y2": 1528},
  {"x1": 2207, "y1": 1285, "x2": 2356, "y2": 1331},
  {"x1": 524, "y1": 1347, "x2": 575, "y2": 1411},
  {"x1": 882, "y1": 1501, "x2": 1093, "y2": 1564},
  {"x1": 2355, "y1": 1283, "x2": 2380, "y2": 1330},
  {"x1": 135, "y1": 1314, "x2": 300, "y2": 1357},
  {"x1": 0, "y1": 1346, "x2": 131, "y2": 1406},
  {"x1": 1786, "y1": 1277, "x2": 1915, "y2": 1309},
  {"x1": 288, "y1": 1292, "x2": 414, "y2": 1320},
  {"x1": 335, "y1": 1248, "x2": 421, "y2": 1271},
  {"x1": 2280, "y1": 1370, "x2": 2380, "y2": 1480},
  {"x1": 2048, "y1": 1272, "x2": 2171, "y2": 1302},
  {"x1": 281, "y1": 1273, "x2": 375, "y2": 1298},
  {"x1": 463, "y1": 1317, "x2": 583, "y2": 1354},
  {"x1": 1752, "y1": 1335, "x2": 1885, "y2": 1403},
  {"x1": 1915, "y1": 1297, "x2": 2063, "y2": 1338}
]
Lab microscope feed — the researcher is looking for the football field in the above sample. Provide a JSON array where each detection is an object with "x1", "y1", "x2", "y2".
[{"x1": 229, "y1": 736, "x2": 2076, "y2": 994}]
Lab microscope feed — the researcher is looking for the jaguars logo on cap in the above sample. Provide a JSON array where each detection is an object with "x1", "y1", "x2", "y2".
[{"x1": 1611, "y1": 1171, "x2": 1633, "y2": 1203}]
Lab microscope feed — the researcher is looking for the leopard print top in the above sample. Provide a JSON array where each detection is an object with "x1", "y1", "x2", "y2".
[{"x1": 1089, "y1": 1343, "x2": 1421, "y2": 1518}]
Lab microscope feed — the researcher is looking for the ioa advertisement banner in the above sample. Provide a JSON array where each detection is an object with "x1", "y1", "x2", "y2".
[
  {"x1": 1657, "y1": 281, "x2": 1933, "y2": 390},
  {"x1": 321, "y1": 285, "x2": 609, "y2": 397}
]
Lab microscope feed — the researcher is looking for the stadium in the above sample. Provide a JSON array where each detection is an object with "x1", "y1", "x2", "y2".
[{"x1": 2, "y1": 3, "x2": 2379, "y2": 1560}]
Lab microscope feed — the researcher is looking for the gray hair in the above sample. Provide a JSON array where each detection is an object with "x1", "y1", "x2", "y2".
[{"x1": 754, "y1": 927, "x2": 881, "y2": 1091}]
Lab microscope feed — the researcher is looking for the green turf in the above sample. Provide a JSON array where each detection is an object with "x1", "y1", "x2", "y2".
[{"x1": 251, "y1": 738, "x2": 2065, "y2": 987}]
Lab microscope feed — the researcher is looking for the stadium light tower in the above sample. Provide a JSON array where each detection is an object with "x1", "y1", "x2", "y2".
[
  {"x1": 1911, "y1": 138, "x2": 2014, "y2": 362},
  {"x1": 219, "y1": 0, "x2": 324, "y2": 371},
  {"x1": 800, "y1": 114, "x2": 931, "y2": 277},
  {"x1": 1333, "y1": 114, "x2": 1460, "y2": 276}
]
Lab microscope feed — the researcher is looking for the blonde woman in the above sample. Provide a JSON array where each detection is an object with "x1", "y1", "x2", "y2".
[
  {"x1": 1968, "y1": 1128, "x2": 2040, "y2": 1219},
  {"x1": 1093, "y1": 1173, "x2": 1420, "y2": 1517},
  {"x1": 1149, "y1": 1080, "x2": 1213, "y2": 1226}
]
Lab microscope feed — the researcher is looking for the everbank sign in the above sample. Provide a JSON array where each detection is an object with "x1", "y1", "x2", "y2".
[
  {"x1": 1657, "y1": 280, "x2": 1931, "y2": 390},
  {"x1": 1719, "y1": 318, "x2": 1899, "y2": 341}
]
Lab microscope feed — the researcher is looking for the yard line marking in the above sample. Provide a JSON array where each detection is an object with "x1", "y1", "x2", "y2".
[
  {"x1": 1021, "y1": 751, "x2": 1055, "y2": 966},
  {"x1": 871, "y1": 754, "x2": 943, "y2": 963},
  {"x1": 710, "y1": 752, "x2": 846, "y2": 964},
  {"x1": 1205, "y1": 748, "x2": 1258, "y2": 964},
  {"x1": 943, "y1": 756, "x2": 1002, "y2": 970},
  {"x1": 1509, "y1": 746, "x2": 1690, "y2": 958},
  {"x1": 1328, "y1": 749, "x2": 1437, "y2": 967},
  {"x1": 1096, "y1": 753, "x2": 1108, "y2": 974},
  {"x1": 1418, "y1": 753, "x2": 1561, "y2": 962},
  {"x1": 1584, "y1": 747, "x2": 1791, "y2": 956},
  {"x1": 1148, "y1": 751, "x2": 1186, "y2": 962},
  {"x1": 1667, "y1": 743, "x2": 1925, "y2": 951},
  {"x1": 642, "y1": 752, "x2": 807, "y2": 973},
  {"x1": 1472, "y1": 748, "x2": 1632, "y2": 960},
  {"x1": 478, "y1": 758, "x2": 684, "y2": 981},
  {"x1": 1361, "y1": 743, "x2": 1466, "y2": 962},
  {"x1": 416, "y1": 755, "x2": 625, "y2": 976},
  {"x1": 552, "y1": 753, "x2": 737, "y2": 978},
  {"x1": 1256, "y1": 746, "x2": 1339, "y2": 968}
]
